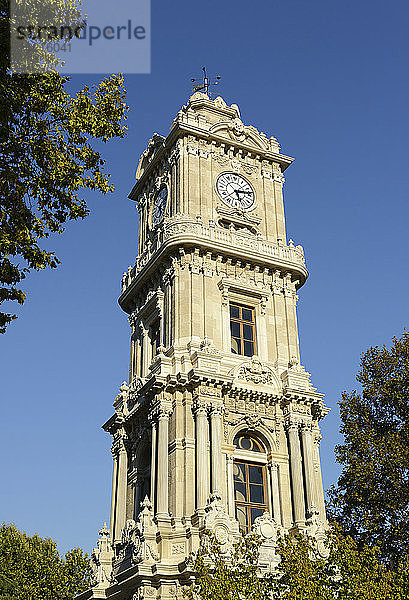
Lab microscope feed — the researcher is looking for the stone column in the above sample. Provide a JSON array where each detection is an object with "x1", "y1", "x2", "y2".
[
  {"x1": 114, "y1": 434, "x2": 128, "y2": 542},
  {"x1": 210, "y1": 404, "x2": 223, "y2": 494},
  {"x1": 300, "y1": 422, "x2": 315, "y2": 515},
  {"x1": 269, "y1": 462, "x2": 282, "y2": 525},
  {"x1": 109, "y1": 449, "x2": 118, "y2": 540},
  {"x1": 286, "y1": 420, "x2": 305, "y2": 527},
  {"x1": 156, "y1": 407, "x2": 171, "y2": 518},
  {"x1": 150, "y1": 420, "x2": 157, "y2": 511},
  {"x1": 226, "y1": 454, "x2": 235, "y2": 517},
  {"x1": 133, "y1": 476, "x2": 142, "y2": 519},
  {"x1": 194, "y1": 401, "x2": 209, "y2": 511}
]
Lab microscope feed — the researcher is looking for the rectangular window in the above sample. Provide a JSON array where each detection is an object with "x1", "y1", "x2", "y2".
[
  {"x1": 150, "y1": 320, "x2": 160, "y2": 358},
  {"x1": 233, "y1": 460, "x2": 267, "y2": 533},
  {"x1": 230, "y1": 303, "x2": 256, "y2": 357}
]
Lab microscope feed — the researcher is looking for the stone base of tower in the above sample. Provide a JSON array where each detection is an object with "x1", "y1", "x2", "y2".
[{"x1": 79, "y1": 494, "x2": 328, "y2": 600}]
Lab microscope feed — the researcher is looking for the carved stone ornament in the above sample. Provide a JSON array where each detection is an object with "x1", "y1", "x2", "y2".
[
  {"x1": 135, "y1": 133, "x2": 166, "y2": 180},
  {"x1": 235, "y1": 356, "x2": 279, "y2": 387},
  {"x1": 90, "y1": 523, "x2": 115, "y2": 589},
  {"x1": 116, "y1": 497, "x2": 159, "y2": 570},
  {"x1": 199, "y1": 336, "x2": 220, "y2": 355},
  {"x1": 203, "y1": 492, "x2": 239, "y2": 555},
  {"x1": 251, "y1": 512, "x2": 282, "y2": 571},
  {"x1": 306, "y1": 504, "x2": 329, "y2": 559}
]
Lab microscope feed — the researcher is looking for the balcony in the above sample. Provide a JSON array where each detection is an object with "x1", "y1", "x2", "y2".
[{"x1": 120, "y1": 216, "x2": 308, "y2": 301}]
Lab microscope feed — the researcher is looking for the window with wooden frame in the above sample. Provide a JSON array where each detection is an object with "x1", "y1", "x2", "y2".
[
  {"x1": 230, "y1": 303, "x2": 256, "y2": 357},
  {"x1": 233, "y1": 434, "x2": 267, "y2": 533}
]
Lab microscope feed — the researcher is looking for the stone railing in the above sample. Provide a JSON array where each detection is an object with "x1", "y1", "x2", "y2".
[{"x1": 121, "y1": 216, "x2": 306, "y2": 295}]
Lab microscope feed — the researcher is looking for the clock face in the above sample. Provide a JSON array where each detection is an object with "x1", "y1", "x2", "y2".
[
  {"x1": 216, "y1": 172, "x2": 255, "y2": 210},
  {"x1": 152, "y1": 186, "x2": 168, "y2": 225}
]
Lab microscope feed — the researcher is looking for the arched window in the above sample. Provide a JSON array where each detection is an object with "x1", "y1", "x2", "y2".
[{"x1": 233, "y1": 433, "x2": 268, "y2": 532}]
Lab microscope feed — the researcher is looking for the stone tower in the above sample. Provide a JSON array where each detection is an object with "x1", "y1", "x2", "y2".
[{"x1": 79, "y1": 92, "x2": 329, "y2": 600}]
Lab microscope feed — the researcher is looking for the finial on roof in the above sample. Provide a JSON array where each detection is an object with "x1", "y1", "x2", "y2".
[{"x1": 191, "y1": 66, "x2": 221, "y2": 99}]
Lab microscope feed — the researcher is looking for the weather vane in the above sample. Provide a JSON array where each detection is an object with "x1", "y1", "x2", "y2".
[{"x1": 191, "y1": 67, "x2": 221, "y2": 99}]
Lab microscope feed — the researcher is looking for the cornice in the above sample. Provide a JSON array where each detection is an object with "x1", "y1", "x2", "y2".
[{"x1": 129, "y1": 122, "x2": 293, "y2": 200}]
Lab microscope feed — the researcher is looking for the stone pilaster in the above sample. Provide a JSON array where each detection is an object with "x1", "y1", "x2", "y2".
[
  {"x1": 156, "y1": 406, "x2": 172, "y2": 519},
  {"x1": 193, "y1": 399, "x2": 209, "y2": 513},
  {"x1": 300, "y1": 421, "x2": 315, "y2": 514},
  {"x1": 268, "y1": 461, "x2": 282, "y2": 525},
  {"x1": 114, "y1": 433, "x2": 128, "y2": 542},
  {"x1": 209, "y1": 404, "x2": 223, "y2": 494},
  {"x1": 285, "y1": 420, "x2": 305, "y2": 528}
]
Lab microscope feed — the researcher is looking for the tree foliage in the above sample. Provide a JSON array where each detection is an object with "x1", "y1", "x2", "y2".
[
  {"x1": 328, "y1": 331, "x2": 409, "y2": 565},
  {"x1": 185, "y1": 533, "x2": 277, "y2": 600},
  {"x1": 0, "y1": 522, "x2": 92, "y2": 600},
  {"x1": 0, "y1": 0, "x2": 128, "y2": 333},
  {"x1": 186, "y1": 528, "x2": 408, "y2": 600}
]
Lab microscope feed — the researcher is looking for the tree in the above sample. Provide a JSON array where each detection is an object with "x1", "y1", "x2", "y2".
[
  {"x1": 186, "y1": 528, "x2": 408, "y2": 600},
  {"x1": 0, "y1": 0, "x2": 128, "y2": 333},
  {"x1": 328, "y1": 331, "x2": 409, "y2": 565},
  {"x1": 0, "y1": 522, "x2": 92, "y2": 599},
  {"x1": 277, "y1": 527, "x2": 407, "y2": 599},
  {"x1": 185, "y1": 533, "x2": 277, "y2": 600}
]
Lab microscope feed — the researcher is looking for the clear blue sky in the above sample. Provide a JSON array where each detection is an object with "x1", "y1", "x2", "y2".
[{"x1": 1, "y1": 0, "x2": 408, "y2": 556}]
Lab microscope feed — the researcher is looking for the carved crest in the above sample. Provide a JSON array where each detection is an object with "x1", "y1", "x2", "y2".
[{"x1": 233, "y1": 356, "x2": 280, "y2": 389}]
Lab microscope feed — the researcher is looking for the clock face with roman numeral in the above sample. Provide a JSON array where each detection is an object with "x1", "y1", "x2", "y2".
[
  {"x1": 152, "y1": 186, "x2": 168, "y2": 225},
  {"x1": 216, "y1": 172, "x2": 255, "y2": 210}
]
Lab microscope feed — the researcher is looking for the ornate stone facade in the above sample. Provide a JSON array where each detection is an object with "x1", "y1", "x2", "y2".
[{"x1": 77, "y1": 92, "x2": 329, "y2": 600}]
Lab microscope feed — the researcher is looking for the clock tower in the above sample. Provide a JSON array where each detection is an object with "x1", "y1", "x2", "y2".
[{"x1": 80, "y1": 92, "x2": 329, "y2": 600}]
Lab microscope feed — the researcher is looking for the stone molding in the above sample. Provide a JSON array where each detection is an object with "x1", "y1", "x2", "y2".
[{"x1": 120, "y1": 215, "x2": 306, "y2": 301}]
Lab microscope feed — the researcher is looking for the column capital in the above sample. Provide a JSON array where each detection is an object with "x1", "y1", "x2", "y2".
[
  {"x1": 300, "y1": 421, "x2": 314, "y2": 433},
  {"x1": 158, "y1": 405, "x2": 172, "y2": 420},
  {"x1": 209, "y1": 402, "x2": 224, "y2": 417},
  {"x1": 149, "y1": 403, "x2": 172, "y2": 422},
  {"x1": 112, "y1": 430, "x2": 129, "y2": 454},
  {"x1": 268, "y1": 461, "x2": 279, "y2": 472},
  {"x1": 284, "y1": 418, "x2": 300, "y2": 432},
  {"x1": 192, "y1": 398, "x2": 209, "y2": 416},
  {"x1": 314, "y1": 432, "x2": 322, "y2": 446}
]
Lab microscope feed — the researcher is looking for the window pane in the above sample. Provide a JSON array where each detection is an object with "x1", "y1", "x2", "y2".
[
  {"x1": 248, "y1": 465, "x2": 264, "y2": 484},
  {"x1": 230, "y1": 321, "x2": 241, "y2": 338},
  {"x1": 250, "y1": 507, "x2": 265, "y2": 527},
  {"x1": 239, "y1": 436, "x2": 252, "y2": 451},
  {"x1": 242, "y1": 308, "x2": 253, "y2": 322},
  {"x1": 243, "y1": 341, "x2": 254, "y2": 357},
  {"x1": 242, "y1": 324, "x2": 254, "y2": 341},
  {"x1": 235, "y1": 505, "x2": 248, "y2": 532},
  {"x1": 230, "y1": 305, "x2": 240, "y2": 319},
  {"x1": 249, "y1": 484, "x2": 264, "y2": 504},
  {"x1": 234, "y1": 482, "x2": 247, "y2": 502},
  {"x1": 233, "y1": 462, "x2": 246, "y2": 483},
  {"x1": 231, "y1": 337, "x2": 241, "y2": 354}
]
